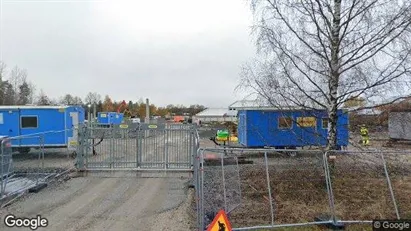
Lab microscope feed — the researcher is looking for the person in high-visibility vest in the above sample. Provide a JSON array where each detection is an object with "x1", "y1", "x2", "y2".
[{"x1": 360, "y1": 124, "x2": 369, "y2": 146}]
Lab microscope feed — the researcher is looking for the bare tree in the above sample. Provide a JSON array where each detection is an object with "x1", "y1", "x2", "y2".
[
  {"x1": 0, "y1": 61, "x2": 6, "y2": 79},
  {"x1": 36, "y1": 89, "x2": 51, "y2": 105},
  {"x1": 9, "y1": 66, "x2": 28, "y2": 104},
  {"x1": 60, "y1": 94, "x2": 75, "y2": 105},
  {"x1": 73, "y1": 96, "x2": 83, "y2": 105},
  {"x1": 60, "y1": 94, "x2": 83, "y2": 105},
  {"x1": 28, "y1": 81, "x2": 36, "y2": 104},
  {"x1": 49, "y1": 98, "x2": 59, "y2": 105},
  {"x1": 0, "y1": 61, "x2": 7, "y2": 105},
  {"x1": 240, "y1": 0, "x2": 411, "y2": 149},
  {"x1": 84, "y1": 92, "x2": 101, "y2": 105}
]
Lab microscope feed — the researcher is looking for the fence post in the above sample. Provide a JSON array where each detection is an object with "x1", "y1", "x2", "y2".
[
  {"x1": 41, "y1": 135, "x2": 45, "y2": 170},
  {"x1": 221, "y1": 152, "x2": 227, "y2": 212},
  {"x1": 188, "y1": 129, "x2": 193, "y2": 168},
  {"x1": 194, "y1": 148, "x2": 200, "y2": 230},
  {"x1": 200, "y1": 149, "x2": 205, "y2": 231},
  {"x1": 324, "y1": 151, "x2": 337, "y2": 224},
  {"x1": 110, "y1": 126, "x2": 115, "y2": 169},
  {"x1": 36, "y1": 136, "x2": 42, "y2": 186},
  {"x1": 137, "y1": 126, "x2": 143, "y2": 168},
  {"x1": 135, "y1": 127, "x2": 139, "y2": 169},
  {"x1": 125, "y1": 128, "x2": 128, "y2": 157},
  {"x1": 236, "y1": 155, "x2": 242, "y2": 207},
  {"x1": 380, "y1": 151, "x2": 400, "y2": 219},
  {"x1": 164, "y1": 129, "x2": 168, "y2": 169},
  {"x1": 76, "y1": 124, "x2": 85, "y2": 170},
  {"x1": 264, "y1": 151, "x2": 275, "y2": 225},
  {"x1": 1, "y1": 140, "x2": 4, "y2": 198}
]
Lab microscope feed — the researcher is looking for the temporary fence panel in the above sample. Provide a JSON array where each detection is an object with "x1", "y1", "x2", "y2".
[
  {"x1": 0, "y1": 130, "x2": 73, "y2": 202},
  {"x1": 384, "y1": 152, "x2": 411, "y2": 218},
  {"x1": 0, "y1": 137, "x2": 12, "y2": 198},
  {"x1": 195, "y1": 148, "x2": 411, "y2": 231},
  {"x1": 325, "y1": 150, "x2": 411, "y2": 223}
]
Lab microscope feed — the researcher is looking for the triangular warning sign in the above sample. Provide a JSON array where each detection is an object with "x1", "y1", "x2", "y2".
[{"x1": 206, "y1": 210, "x2": 232, "y2": 231}]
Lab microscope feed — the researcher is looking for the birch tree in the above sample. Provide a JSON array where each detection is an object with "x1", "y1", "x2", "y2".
[
  {"x1": 240, "y1": 0, "x2": 411, "y2": 149},
  {"x1": 9, "y1": 66, "x2": 28, "y2": 103}
]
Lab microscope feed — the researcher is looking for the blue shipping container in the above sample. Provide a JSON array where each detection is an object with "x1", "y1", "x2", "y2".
[
  {"x1": 97, "y1": 112, "x2": 124, "y2": 125},
  {"x1": 0, "y1": 106, "x2": 85, "y2": 151},
  {"x1": 237, "y1": 109, "x2": 349, "y2": 149}
]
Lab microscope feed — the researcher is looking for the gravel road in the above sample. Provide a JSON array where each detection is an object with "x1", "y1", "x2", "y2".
[
  {"x1": 0, "y1": 127, "x2": 197, "y2": 231},
  {"x1": 0, "y1": 171, "x2": 194, "y2": 231}
]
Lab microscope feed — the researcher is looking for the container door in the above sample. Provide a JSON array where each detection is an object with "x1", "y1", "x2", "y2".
[
  {"x1": 68, "y1": 112, "x2": 79, "y2": 151},
  {"x1": 1, "y1": 110, "x2": 20, "y2": 146},
  {"x1": 3, "y1": 110, "x2": 20, "y2": 137}
]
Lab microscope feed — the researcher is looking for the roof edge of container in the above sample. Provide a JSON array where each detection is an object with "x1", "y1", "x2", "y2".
[{"x1": 0, "y1": 105, "x2": 81, "y2": 110}]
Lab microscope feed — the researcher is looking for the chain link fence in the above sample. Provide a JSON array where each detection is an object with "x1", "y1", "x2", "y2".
[{"x1": 195, "y1": 148, "x2": 411, "y2": 230}]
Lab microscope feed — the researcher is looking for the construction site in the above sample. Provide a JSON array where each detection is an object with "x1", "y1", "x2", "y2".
[
  {"x1": 2, "y1": 1, "x2": 411, "y2": 230},
  {"x1": 0, "y1": 97, "x2": 409, "y2": 231}
]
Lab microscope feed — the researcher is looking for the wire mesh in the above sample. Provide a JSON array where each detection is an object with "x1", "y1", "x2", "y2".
[
  {"x1": 376, "y1": 151, "x2": 411, "y2": 218},
  {"x1": 326, "y1": 151, "x2": 403, "y2": 222},
  {"x1": 1, "y1": 130, "x2": 75, "y2": 203},
  {"x1": 196, "y1": 148, "x2": 411, "y2": 230},
  {"x1": 81, "y1": 124, "x2": 196, "y2": 171}
]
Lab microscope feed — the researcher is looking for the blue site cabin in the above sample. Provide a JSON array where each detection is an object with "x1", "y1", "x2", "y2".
[
  {"x1": 0, "y1": 105, "x2": 85, "y2": 153},
  {"x1": 97, "y1": 112, "x2": 124, "y2": 125},
  {"x1": 229, "y1": 103, "x2": 349, "y2": 149}
]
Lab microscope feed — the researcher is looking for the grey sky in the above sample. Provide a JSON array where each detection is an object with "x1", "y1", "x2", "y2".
[{"x1": 0, "y1": 0, "x2": 255, "y2": 107}]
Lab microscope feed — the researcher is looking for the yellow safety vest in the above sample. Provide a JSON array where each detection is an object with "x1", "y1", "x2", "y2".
[{"x1": 360, "y1": 128, "x2": 368, "y2": 136}]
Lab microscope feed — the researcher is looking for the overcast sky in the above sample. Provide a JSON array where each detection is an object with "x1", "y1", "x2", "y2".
[{"x1": 0, "y1": 0, "x2": 256, "y2": 107}]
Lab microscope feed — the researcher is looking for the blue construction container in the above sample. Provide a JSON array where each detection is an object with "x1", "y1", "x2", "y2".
[
  {"x1": 237, "y1": 109, "x2": 349, "y2": 149},
  {"x1": 97, "y1": 112, "x2": 124, "y2": 125},
  {"x1": 0, "y1": 105, "x2": 85, "y2": 153}
]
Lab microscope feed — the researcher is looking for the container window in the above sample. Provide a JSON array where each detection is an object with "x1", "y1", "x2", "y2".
[
  {"x1": 21, "y1": 116, "x2": 38, "y2": 128},
  {"x1": 322, "y1": 118, "x2": 329, "y2": 129},
  {"x1": 278, "y1": 117, "x2": 292, "y2": 129},
  {"x1": 0, "y1": 113, "x2": 3, "y2": 124},
  {"x1": 296, "y1": 117, "x2": 316, "y2": 127}
]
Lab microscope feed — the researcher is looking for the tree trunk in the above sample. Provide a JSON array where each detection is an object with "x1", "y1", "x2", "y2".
[{"x1": 327, "y1": 0, "x2": 342, "y2": 150}]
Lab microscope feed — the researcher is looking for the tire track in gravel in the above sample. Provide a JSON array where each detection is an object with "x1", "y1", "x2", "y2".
[
  {"x1": 43, "y1": 173, "x2": 138, "y2": 230},
  {"x1": 8, "y1": 177, "x2": 109, "y2": 217},
  {"x1": 0, "y1": 175, "x2": 126, "y2": 231},
  {"x1": 85, "y1": 178, "x2": 167, "y2": 231}
]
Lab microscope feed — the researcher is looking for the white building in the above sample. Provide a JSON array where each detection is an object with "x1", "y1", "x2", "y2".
[{"x1": 193, "y1": 108, "x2": 237, "y2": 123}]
